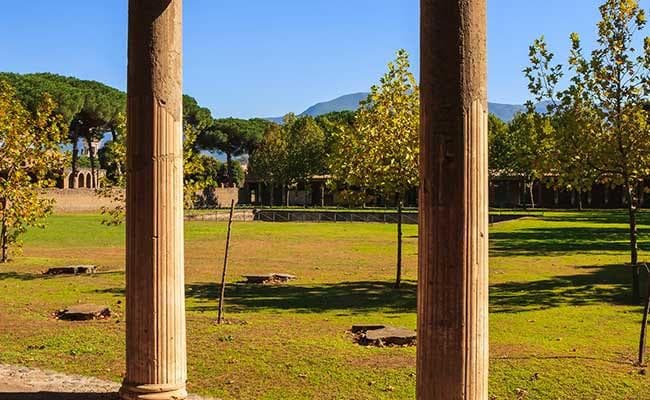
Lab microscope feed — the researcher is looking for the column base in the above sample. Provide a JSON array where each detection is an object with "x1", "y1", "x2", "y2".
[{"x1": 119, "y1": 382, "x2": 187, "y2": 400}]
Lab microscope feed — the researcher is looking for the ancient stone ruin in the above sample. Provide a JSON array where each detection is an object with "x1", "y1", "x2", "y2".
[
  {"x1": 351, "y1": 324, "x2": 417, "y2": 347},
  {"x1": 55, "y1": 304, "x2": 111, "y2": 321},
  {"x1": 243, "y1": 273, "x2": 297, "y2": 284},
  {"x1": 45, "y1": 265, "x2": 97, "y2": 276}
]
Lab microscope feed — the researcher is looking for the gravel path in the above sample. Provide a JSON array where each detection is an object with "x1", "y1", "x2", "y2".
[{"x1": 0, "y1": 365, "x2": 215, "y2": 400}]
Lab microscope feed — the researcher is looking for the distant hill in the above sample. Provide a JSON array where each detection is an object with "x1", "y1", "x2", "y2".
[{"x1": 267, "y1": 93, "x2": 545, "y2": 123}]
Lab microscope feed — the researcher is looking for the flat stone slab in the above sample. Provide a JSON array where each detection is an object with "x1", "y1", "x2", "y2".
[
  {"x1": 56, "y1": 304, "x2": 111, "y2": 321},
  {"x1": 45, "y1": 265, "x2": 97, "y2": 276},
  {"x1": 352, "y1": 325, "x2": 416, "y2": 347},
  {"x1": 243, "y1": 273, "x2": 297, "y2": 284}
]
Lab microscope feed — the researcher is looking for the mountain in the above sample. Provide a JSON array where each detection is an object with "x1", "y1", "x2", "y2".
[
  {"x1": 300, "y1": 92, "x2": 369, "y2": 117},
  {"x1": 268, "y1": 93, "x2": 546, "y2": 123}
]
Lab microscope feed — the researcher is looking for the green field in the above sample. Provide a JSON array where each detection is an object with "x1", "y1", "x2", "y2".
[{"x1": 0, "y1": 211, "x2": 649, "y2": 399}]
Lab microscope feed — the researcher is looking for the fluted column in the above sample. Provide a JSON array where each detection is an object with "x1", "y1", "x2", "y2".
[
  {"x1": 417, "y1": 0, "x2": 489, "y2": 399},
  {"x1": 120, "y1": 1, "x2": 187, "y2": 399}
]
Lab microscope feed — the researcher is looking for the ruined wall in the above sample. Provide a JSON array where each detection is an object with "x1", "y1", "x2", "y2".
[{"x1": 43, "y1": 189, "x2": 123, "y2": 213}]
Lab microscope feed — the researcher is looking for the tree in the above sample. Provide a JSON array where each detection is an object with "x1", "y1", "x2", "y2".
[
  {"x1": 249, "y1": 123, "x2": 288, "y2": 207},
  {"x1": 0, "y1": 73, "x2": 125, "y2": 188},
  {"x1": 488, "y1": 113, "x2": 515, "y2": 178},
  {"x1": 199, "y1": 118, "x2": 269, "y2": 186},
  {"x1": 96, "y1": 114, "x2": 127, "y2": 226},
  {"x1": 330, "y1": 49, "x2": 420, "y2": 288},
  {"x1": 508, "y1": 111, "x2": 553, "y2": 208},
  {"x1": 183, "y1": 95, "x2": 216, "y2": 207},
  {"x1": 98, "y1": 113, "x2": 127, "y2": 185},
  {"x1": 525, "y1": 0, "x2": 650, "y2": 297},
  {"x1": 0, "y1": 80, "x2": 66, "y2": 262},
  {"x1": 284, "y1": 116, "x2": 326, "y2": 205}
]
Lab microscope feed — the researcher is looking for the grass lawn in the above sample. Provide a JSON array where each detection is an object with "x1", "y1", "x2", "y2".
[{"x1": 0, "y1": 210, "x2": 649, "y2": 399}]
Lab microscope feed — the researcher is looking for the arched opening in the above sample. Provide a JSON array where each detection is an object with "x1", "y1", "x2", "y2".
[
  {"x1": 86, "y1": 172, "x2": 93, "y2": 188},
  {"x1": 67, "y1": 173, "x2": 75, "y2": 189},
  {"x1": 78, "y1": 173, "x2": 85, "y2": 188}
]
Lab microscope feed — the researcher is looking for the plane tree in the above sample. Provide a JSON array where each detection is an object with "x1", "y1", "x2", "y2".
[{"x1": 524, "y1": 0, "x2": 650, "y2": 296}]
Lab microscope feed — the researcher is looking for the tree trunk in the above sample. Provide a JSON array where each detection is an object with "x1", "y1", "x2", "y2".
[
  {"x1": 71, "y1": 133, "x2": 79, "y2": 189},
  {"x1": 0, "y1": 198, "x2": 8, "y2": 263},
  {"x1": 578, "y1": 191, "x2": 583, "y2": 211},
  {"x1": 286, "y1": 185, "x2": 290, "y2": 207},
  {"x1": 226, "y1": 152, "x2": 233, "y2": 186},
  {"x1": 628, "y1": 185, "x2": 640, "y2": 299},
  {"x1": 88, "y1": 137, "x2": 97, "y2": 188},
  {"x1": 395, "y1": 195, "x2": 403, "y2": 289},
  {"x1": 529, "y1": 180, "x2": 535, "y2": 209},
  {"x1": 269, "y1": 183, "x2": 275, "y2": 208},
  {"x1": 320, "y1": 183, "x2": 325, "y2": 207}
]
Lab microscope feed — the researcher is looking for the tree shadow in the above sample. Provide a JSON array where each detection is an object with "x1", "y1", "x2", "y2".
[
  {"x1": 490, "y1": 227, "x2": 637, "y2": 257},
  {"x1": 490, "y1": 264, "x2": 636, "y2": 313},
  {"x1": 97, "y1": 264, "x2": 638, "y2": 316},
  {"x1": 0, "y1": 272, "x2": 42, "y2": 281},
  {"x1": 154, "y1": 280, "x2": 418, "y2": 315},
  {"x1": 186, "y1": 280, "x2": 417, "y2": 314},
  {"x1": 539, "y1": 210, "x2": 650, "y2": 225},
  {"x1": 0, "y1": 393, "x2": 118, "y2": 400}
]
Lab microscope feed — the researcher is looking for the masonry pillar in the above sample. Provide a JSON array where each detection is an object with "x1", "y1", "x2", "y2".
[
  {"x1": 120, "y1": 1, "x2": 187, "y2": 399},
  {"x1": 418, "y1": 0, "x2": 488, "y2": 399}
]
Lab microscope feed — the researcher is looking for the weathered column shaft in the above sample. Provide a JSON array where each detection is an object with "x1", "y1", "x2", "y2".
[
  {"x1": 121, "y1": 1, "x2": 187, "y2": 399},
  {"x1": 418, "y1": 0, "x2": 488, "y2": 399}
]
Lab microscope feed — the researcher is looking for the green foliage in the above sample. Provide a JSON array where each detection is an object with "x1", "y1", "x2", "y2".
[
  {"x1": 525, "y1": 0, "x2": 650, "y2": 193},
  {"x1": 183, "y1": 95, "x2": 217, "y2": 207},
  {"x1": 199, "y1": 117, "x2": 270, "y2": 185},
  {"x1": 523, "y1": 0, "x2": 650, "y2": 287},
  {"x1": 285, "y1": 115, "x2": 326, "y2": 182},
  {"x1": 249, "y1": 114, "x2": 326, "y2": 204},
  {"x1": 0, "y1": 80, "x2": 66, "y2": 262},
  {"x1": 488, "y1": 113, "x2": 516, "y2": 177},
  {"x1": 329, "y1": 49, "x2": 419, "y2": 201},
  {"x1": 0, "y1": 73, "x2": 126, "y2": 189},
  {"x1": 249, "y1": 123, "x2": 289, "y2": 205}
]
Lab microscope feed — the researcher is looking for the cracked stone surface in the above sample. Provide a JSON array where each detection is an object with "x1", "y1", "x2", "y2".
[{"x1": 0, "y1": 364, "x2": 217, "y2": 400}]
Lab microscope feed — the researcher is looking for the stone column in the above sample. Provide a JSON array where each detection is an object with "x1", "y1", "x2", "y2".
[
  {"x1": 120, "y1": 1, "x2": 187, "y2": 399},
  {"x1": 418, "y1": 0, "x2": 488, "y2": 399}
]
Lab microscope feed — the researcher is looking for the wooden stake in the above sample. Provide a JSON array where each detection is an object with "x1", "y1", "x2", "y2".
[
  {"x1": 395, "y1": 196, "x2": 403, "y2": 289},
  {"x1": 638, "y1": 264, "x2": 650, "y2": 365},
  {"x1": 217, "y1": 199, "x2": 236, "y2": 324}
]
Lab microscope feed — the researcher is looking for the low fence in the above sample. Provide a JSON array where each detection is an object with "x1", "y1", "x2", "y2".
[
  {"x1": 254, "y1": 210, "x2": 527, "y2": 224},
  {"x1": 186, "y1": 210, "x2": 530, "y2": 224},
  {"x1": 255, "y1": 210, "x2": 418, "y2": 224}
]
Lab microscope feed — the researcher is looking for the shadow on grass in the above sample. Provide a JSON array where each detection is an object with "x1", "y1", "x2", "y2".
[
  {"x1": 97, "y1": 265, "x2": 637, "y2": 315},
  {"x1": 0, "y1": 271, "x2": 124, "y2": 282},
  {"x1": 491, "y1": 264, "x2": 636, "y2": 313},
  {"x1": 100, "y1": 281, "x2": 417, "y2": 314},
  {"x1": 0, "y1": 272, "x2": 42, "y2": 281},
  {"x1": 188, "y1": 280, "x2": 418, "y2": 314},
  {"x1": 0, "y1": 394, "x2": 117, "y2": 400},
  {"x1": 490, "y1": 227, "x2": 639, "y2": 256}
]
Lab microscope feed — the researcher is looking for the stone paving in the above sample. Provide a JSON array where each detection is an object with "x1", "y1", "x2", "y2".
[{"x1": 0, "y1": 365, "x2": 215, "y2": 400}]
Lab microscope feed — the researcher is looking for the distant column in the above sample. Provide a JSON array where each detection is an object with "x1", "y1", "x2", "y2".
[
  {"x1": 418, "y1": 0, "x2": 489, "y2": 399},
  {"x1": 120, "y1": 0, "x2": 187, "y2": 399}
]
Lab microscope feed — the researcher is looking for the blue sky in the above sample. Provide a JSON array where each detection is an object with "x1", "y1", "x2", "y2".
[{"x1": 0, "y1": 1, "x2": 633, "y2": 118}]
